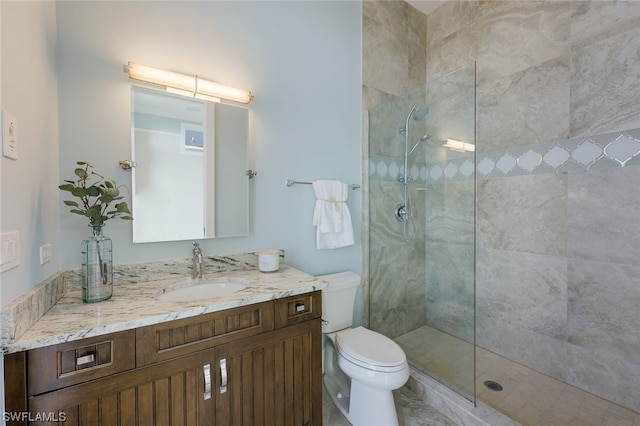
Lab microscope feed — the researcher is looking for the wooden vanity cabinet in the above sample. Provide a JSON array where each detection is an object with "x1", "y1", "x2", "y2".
[
  {"x1": 215, "y1": 319, "x2": 321, "y2": 425},
  {"x1": 29, "y1": 348, "x2": 215, "y2": 425},
  {"x1": 4, "y1": 291, "x2": 322, "y2": 426}
]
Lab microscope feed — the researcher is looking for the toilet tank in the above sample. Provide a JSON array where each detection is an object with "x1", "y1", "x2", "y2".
[{"x1": 317, "y1": 271, "x2": 361, "y2": 333}]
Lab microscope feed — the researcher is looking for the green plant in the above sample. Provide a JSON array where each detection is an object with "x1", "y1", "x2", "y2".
[{"x1": 59, "y1": 161, "x2": 133, "y2": 227}]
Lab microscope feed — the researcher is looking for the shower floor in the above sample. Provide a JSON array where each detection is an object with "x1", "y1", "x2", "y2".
[{"x1": 395, "y1": 325, "x2": 640, "y2": 426}]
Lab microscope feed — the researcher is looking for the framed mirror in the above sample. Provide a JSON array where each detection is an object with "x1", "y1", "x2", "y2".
[{"x1": 130, "y1": 86, "x2": 249, "y2": 243}]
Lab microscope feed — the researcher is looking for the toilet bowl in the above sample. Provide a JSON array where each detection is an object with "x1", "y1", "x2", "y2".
[{"x1": 319, "y1": 272, "x2": 409, "y2": 426}]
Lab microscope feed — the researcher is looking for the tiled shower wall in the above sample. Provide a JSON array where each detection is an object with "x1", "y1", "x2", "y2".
[
  {"x1": 362, "y1": 0, "x2": 429, "y2": 337},
  {"x1": 426, "y1": 0, "x2": 640, "y2": 411},
  {"x1": 363, "y1": 0, "x2": 640, "y2": 413}
]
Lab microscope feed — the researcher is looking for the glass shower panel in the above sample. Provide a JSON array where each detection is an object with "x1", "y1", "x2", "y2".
[{"x1": 368, "y1": 63, "x2": 476, "y2": 402}]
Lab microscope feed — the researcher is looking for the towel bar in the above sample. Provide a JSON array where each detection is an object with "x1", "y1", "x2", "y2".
[{"x1": 285, "y1": 179, "x2": 360, "y2": 190}]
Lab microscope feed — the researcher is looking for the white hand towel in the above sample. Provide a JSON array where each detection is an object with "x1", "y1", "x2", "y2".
[{"x1": 312, "y1": 180, "x2": 354, "y2": 249}]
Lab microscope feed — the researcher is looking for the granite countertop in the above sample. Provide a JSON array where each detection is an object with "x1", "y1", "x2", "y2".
[{"x1": 4, "y1": 265, "x2": 326, "y2": 354}]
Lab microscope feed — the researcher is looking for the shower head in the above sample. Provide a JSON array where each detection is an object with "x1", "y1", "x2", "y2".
[
  {"x1": 411, "y1": 106, "x2": 429, "y2": 121},
  {"x1": 408, "y1": 134, "x2": 431, "y2": 156},
  {"x1": 399, "y1": 105, "x2": 429, "y2": 135}
]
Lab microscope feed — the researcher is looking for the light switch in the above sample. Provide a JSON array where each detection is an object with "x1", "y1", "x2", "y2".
[
  {"x1": 40, "y1": 243, "x2": 52, "y2": 264},
  {"x1": 0, "y1": 231, "x2": 20, "y2": 272},
  {"x1": 2, "y1": 111, "x2": 18, "y2": 160}
]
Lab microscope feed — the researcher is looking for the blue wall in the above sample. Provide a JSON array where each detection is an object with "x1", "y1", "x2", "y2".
[{"x1": 56, "y1": 1, "x2": 362, "y2": 276}]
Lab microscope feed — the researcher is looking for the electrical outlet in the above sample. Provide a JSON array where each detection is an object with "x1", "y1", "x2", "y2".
[
  {"x1": 2, "y1": 111, "x2": 18, "y2": 160},
  {"x1": 40, "y1": 243, "x2": 52, "y2": 265},
  {"x1": 0, "y1": 231, "x2": 20, "y2": 272}
]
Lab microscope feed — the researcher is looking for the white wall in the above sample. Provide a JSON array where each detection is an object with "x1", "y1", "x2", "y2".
[{"x1": 57, "y1": 1, "x2": 362, "y2": 277}]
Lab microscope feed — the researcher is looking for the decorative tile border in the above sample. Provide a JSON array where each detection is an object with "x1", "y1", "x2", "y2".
[{"x1": 369, "y1": 128, "x2": 640, "y2": 184}]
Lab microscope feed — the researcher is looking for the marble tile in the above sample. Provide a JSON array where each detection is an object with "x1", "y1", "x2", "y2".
[
  {"x1": 422, "y1": 62, "x2": 476, "y2": 165},
  {"x1": 404, "y1": 300, "x2": 427, "y2": 333},
  {"x1": 370, "y1": 241, "x2": 425, "y2": 314},
  {"x1": 570, "y1": 0, "x2": 640, "y2": 50},
  {"x1": 568, "y1": 257, "x2": 640, "y2": 365},
  {"x1": 402, "y1": 327, "x2": 640, "y2": 425},
  {"x1": 363, "y1": 13, "x2": 410, "y2": 96},
  {"x1": 363, "y1": 0, "x2": 407, "y2": 34},
  {"x1": 363, "y1": 84, "x2": 397, "y2": 114},
  {"x1": 426, "y1": 0, "x2": 482, "y2": 50},
  {"x1": 570, "y1": 9, "x2": 640, "y2": 136},
  {"x1": 425, "y1": 241, "x2": 475, "y2": 342},
  {"x1": 426, "y1": 180, "x2": 475, "y2": 245},
  {"x1": 568, "y1": 165, "x2": 640, "y2": 264},
  {"x1": 477, "y1": 247, "x2": 567, "y2": 341},
  {"x1": 406, "y1": 2, "x2": 427, "y2": 47},
  {"x1": 368, "y1": 95, "x2": 409, "y2": 158},
  {"x1": 370, "y1": 305, "x2": 411, "y2": 339},
  {"x1": 477, "y1": 56, "x2": 571, "y2": 153},
  {"x1": 476, "y1": 312, "x2": 567, "y2": 381},
  {"x1": 475, "y1": 0, "x2": 570, "y2": 85},
  {"x1": 408, "y1": 367, "x2": 519, "y2": 426},
  {"x1": 567, "y1": 343, "x2": 640, "y2": 413},
  {"x1": 426, "y1": 21, "x2": 479, "y2": 82},
  {"x1": 404, "y1": 240, "x2": 426, "y2": 301},
  {"x1": 408, "y1": 36, "x2": 427, "y2": 92},
  {"x1": 370, "y1": 245, "x2": 409, "y2": 312},
  {"x1": 367, "y1": 0, "x2": 640, "y2": 420},
  {"x1": 477, "y1": 172, "x2": 568, "y2": 257},
  {"x1": 369, "y1": 180, "x2": 410, "y2": 249},
  {"x1": 396, "y1": 384, "x2": 458, "y2": 426}
]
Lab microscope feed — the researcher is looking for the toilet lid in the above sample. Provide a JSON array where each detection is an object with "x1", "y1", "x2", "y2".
[{"x1": 335, "y1": 327, "x2": 406, "y2": 371}]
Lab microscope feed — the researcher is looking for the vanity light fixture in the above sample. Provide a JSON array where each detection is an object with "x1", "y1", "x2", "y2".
[
  {"x1": 123, "y1": 62, "x2": 253, "y2": 104},
  {"x1": 443, "y1": 138, "x2": 475, "y2": 152}
]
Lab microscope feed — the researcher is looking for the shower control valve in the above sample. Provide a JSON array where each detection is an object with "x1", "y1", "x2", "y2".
[{"x1": 394, "y1": 203, "x2": 408, "y2": 222}]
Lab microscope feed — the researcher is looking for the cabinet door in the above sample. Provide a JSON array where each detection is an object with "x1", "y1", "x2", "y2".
[
  {"x1": 215, "y1": 319, "x2": 322, "y2": 426},
  {"x1": 29, "y1": 350, "x2": 216, "y2": 425}
]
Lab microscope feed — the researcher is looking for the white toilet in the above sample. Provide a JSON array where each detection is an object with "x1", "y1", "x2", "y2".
[{"x1": 319, "y1": 271, "x2": 409, "y2": 426}]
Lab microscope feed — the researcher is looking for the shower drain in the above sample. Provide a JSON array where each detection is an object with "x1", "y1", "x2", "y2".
[{"x1": 483, "y1": 380, "x2": 503, "y2": 392}]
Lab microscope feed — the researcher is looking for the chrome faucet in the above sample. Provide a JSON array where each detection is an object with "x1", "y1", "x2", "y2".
[{"x1": 192, "y1": 242, "x2": 203, "y2": 279}]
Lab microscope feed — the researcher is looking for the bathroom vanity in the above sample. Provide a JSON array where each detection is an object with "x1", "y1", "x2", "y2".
[{"x1": 4, "y1": 266, "x2": 325, "y2": 425}]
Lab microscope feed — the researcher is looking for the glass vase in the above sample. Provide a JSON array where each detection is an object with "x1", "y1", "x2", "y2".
[{"x1": 82, "y1": 224, "x2": 113, "y2": 303}]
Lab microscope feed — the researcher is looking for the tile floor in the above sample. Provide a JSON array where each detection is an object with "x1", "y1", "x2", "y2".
[
  {"x1": 322, "y1": 379, "x2": 457, "y2": 426},
  {"x1": 395, "y1": 325, "x2": 640, "y2": 426}
]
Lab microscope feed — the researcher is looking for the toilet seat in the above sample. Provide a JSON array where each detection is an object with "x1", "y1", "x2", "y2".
[{"x1": 335, "y1": 327, "x2": 407, "y2": 373}]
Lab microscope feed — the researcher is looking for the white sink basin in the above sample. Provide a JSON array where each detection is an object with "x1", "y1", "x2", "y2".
[{"x1": 156, "y1": 277, "x2": 248, "y2": 302}]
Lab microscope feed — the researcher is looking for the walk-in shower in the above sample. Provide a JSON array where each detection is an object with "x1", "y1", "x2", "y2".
[
  {"x1": 369, "y1": 57, "x2": 640, "y2": 424},
  {"x1": 368, "y1": 63, "x2": 477, "y2": 402}
]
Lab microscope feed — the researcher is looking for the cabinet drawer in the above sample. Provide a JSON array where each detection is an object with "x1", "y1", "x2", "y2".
[
  {"x1": 27, "y1": 329, "x2": 135, "y2": 396},
  {"x1": 275, "y1": 291, "x2": 321, "y2": 328},
  {"x1": 136, "y1": 300, "x2": 275, "y2": 366}
]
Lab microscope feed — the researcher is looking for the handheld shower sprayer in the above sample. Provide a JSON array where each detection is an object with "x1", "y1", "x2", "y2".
[{"x1": 408, "y1": 134, "x2": 431, "y2": 157}]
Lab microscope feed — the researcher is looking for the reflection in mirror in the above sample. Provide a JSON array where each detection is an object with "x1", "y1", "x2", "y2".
[{"x1": 131, "y1": 86, "x2": 249, "y2": 243}]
